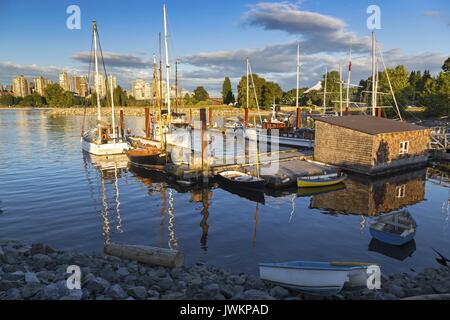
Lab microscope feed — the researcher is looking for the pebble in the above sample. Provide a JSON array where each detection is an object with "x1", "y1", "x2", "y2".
[{"x1": 1, "y1": 240, "x2": 450, "y2": 301}]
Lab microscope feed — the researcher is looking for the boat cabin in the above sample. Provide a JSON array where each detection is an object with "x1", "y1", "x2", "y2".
[{"x1": 314, "y1": 115, "x2": 431, "y2": 175}]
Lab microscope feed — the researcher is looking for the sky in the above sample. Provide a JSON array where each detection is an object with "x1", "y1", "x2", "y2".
[{"x1": 0, "y1": 0, "x2": 449, "y2": 96}]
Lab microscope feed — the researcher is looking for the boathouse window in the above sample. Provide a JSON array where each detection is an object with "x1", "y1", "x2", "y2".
[
  {"x1": 399, "y1": 141, "x2": 409, "y2": 155},
  {"x1": 396, "y1": 184, "x2": 406, "y2": 198}
]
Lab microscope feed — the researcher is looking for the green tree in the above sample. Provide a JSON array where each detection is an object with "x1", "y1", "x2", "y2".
[
  {"x1": 44, "y1": 84, "x2": 73, "y2": 107},
  {"x1": 442, "y1": 57, "x2": 450, "y2": 73},
  {"x1": 237, "y1": 74, "x2": 283, "y2": 109},
  {"x1": 222, "y1": 77, "x2": 235, "y2": 105},
  {"x1": 192, "y1": 86, "x2": 209, "y2": 103},
  {"x1": 261, "y1": 81, "x2": 283, "y2": 107},
  {"x1": 0, "y1": 95, "x2": 17, "y2": 106}
]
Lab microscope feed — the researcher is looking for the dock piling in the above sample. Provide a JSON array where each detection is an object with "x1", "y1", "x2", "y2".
[
  {"x1": 200, "y1": 108, "x2": 208, "y2": 185},
  {"x1": 119, "y1": 109, "x2": 124, "y2": 138},
  {"x1": 145, "y1": 108, "x2": 150, "y2": 138}
]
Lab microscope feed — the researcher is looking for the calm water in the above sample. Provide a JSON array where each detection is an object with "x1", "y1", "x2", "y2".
[{"x1": 0, "y1": 109, "x2": 449, "y2": 275}]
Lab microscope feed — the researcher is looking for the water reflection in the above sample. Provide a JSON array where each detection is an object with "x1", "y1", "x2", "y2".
[
  {"x1": 83, "y1": 153, "x2": 127, "y2": 246},
  {"x1": 310, "y1": 169, "x2": 427, "y2": 216},
  {"x1": 368, "y1": 239, "x2": 417, "y2": 261}
]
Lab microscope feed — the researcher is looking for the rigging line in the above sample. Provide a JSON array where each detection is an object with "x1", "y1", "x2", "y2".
[
  {"x1": 81, "y1": 27, "x2": 95, "y2": 137},
  {"x1": 96, "y1": 27, "x2": 113, "y2": 114},
  {"x1": 248, "y1": 61, "x2": 263, "y2": 124},
  {"x1": 377, "y1": 46, "x2": 403, "y2": 121}
]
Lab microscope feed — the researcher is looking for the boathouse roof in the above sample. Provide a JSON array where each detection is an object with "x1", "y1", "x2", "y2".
[{"x1": 316, "y1": 115, "x2": 427, "y2": 135}]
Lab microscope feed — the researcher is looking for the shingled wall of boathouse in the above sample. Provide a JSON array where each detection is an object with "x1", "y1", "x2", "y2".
[{"x1": 314, "y1": 117, "x2": 431, "y2": 175}]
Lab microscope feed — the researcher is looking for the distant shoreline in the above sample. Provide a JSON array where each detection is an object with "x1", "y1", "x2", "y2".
[{"x1": 0, "y1": 106, "x2": 272, "y2": 117}]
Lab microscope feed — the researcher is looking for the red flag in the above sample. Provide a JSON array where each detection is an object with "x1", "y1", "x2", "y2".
[{"x1": 349, "y1": 61, "x2": 352, "y2": 72}]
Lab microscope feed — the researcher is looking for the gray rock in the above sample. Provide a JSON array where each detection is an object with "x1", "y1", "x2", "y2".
[
  {"x1": 233, "y1": 289, "x2": 275, "y2": 300},
  {"x1": 36, "y1": 271, "x2": 56, "y2": 283},
  {"x1": 161, "y1": 292, "x2": 185, "y2": 300},
  {"x1": 269, "y1": 286, "x2": 290, "y2": 299},
  {"x1": 0, "y1": 280, "x2": 21, "y2": 291},
  {"x1": 219, "y1": 285, "x2": 234, "y2": 299},
  {"x1": 25, "y1": 272, "x2": 40, "y2": 284},
  {"x1": 107, "y1": 284, "x2": 128, "y2": 299},
  {"x1": 85, "y1": 277, "x2": 110, "y2": 294},
  {"x1": 41, "y1": 281, "x2": 70, "y2": 300},
  {"x1": 387, "y1": 284, "x2": 405, "y2": 298},
  {"x1": 127, "y1": 286, "x2": 147, "y2": 300},
  {"x1": 432, "y1": 283, "x2": 449, "y2": 294},
  {"x1": 377, "y1": 292, "x2": 399, "y2": 300},
  {"x1": 147, "y1": 289, "x2": 160, "y2": 299},
  {"x1": 6, "y1": 288, "x2": 22, "y2": 300},
  {"x1": 30, "y1": 243, "x2": 55, "y2": 256},
  {"x1": 203, "y1": 283, "x2": 220, "y2": 296},
  {"x1": 116, "y1": 267, "x2": 130, "y2": 277},
  {"x1": 3, "y1": 254, "x2": 16, "y2": 265},
  {"x1": 22, "y1": 283, "x2": 42, "y2": 299},
  {"x1": 158, "y1": 276, "x2": 174, "y2": 291},
  {"x1": 3, "y1": 271, "x2": 24, "y2": 281},
  {"x1": 32, "y1": 254, "x2": 52, "y2": 268}
]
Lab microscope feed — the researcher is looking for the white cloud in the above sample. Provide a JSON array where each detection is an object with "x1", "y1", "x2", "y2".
[{"x1": 242, "y1": 2, "x2": 371, "y2": 54}]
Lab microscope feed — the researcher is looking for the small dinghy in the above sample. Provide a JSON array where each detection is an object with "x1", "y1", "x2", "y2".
[
  {"x1": 217, "y1": 171, "x2": 265, "y2": 191},
  {"x1": 259, "y1": 261, "x2": 378, "y2": 296},
  {"x1": 297, "y1": 172, "x2": 347, "y2": 188},
  {"x1": 369, "y1": 211, "x2": 417, "y2": 246},
  {"x1": 126, "y1": 146, "x2": 167, "y2": 166}
]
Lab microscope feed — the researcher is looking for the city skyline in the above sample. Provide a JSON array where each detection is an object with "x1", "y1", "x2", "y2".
[{"x1": 0, "y1": 0, "x2": 449, "y2": 96}]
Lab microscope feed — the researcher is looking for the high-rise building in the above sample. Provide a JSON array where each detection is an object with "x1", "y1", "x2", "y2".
[
  {"x1": 59, "y1": 72, "x2": 71, "y2": 91},
  {"x1": 131, "y1": 79, "x2": 147, "y2": 100},
  {"x1": 13, "y1": 75, "x2": 30, "y2": 97},
  {"x1": 73, "y1": 75, "x2": 89, "y2": 97},
  {"x1": 107, "y1": 75, "x2": 117, "y2": 90},
  {"x1": 93, "y1": 74, "x2": 106, "y2": 98},
  {"x1": 34, "y1": 76, "x2": 52, "y2": 96}
]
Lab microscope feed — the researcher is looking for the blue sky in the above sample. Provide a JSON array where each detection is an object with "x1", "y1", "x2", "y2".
[{"x1": 1, "y1": 0, "x2": 449, "y2": 95}]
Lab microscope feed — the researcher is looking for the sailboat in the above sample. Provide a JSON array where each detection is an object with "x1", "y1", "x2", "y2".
[
  {"x1": 249, "y1": 46, "x2": 314, "y2": 148},
  {"x1": 81, "y1": 20, "x2": 129, "y2": 156}
]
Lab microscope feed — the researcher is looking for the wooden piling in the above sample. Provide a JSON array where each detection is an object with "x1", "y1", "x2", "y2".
[
  {"x1": 208, "y1": 108, "x2": 213, "y2": 127},
  {"x1": 200, "y1": 108, "x2": 208, "y2": 184},
  {"x1": 244, "y1": 108, "x2": 249, "y2": 128},
  {"x1": 119, "y1": 109, "x2": 124, "y2": 138},
  {"x1": 145, "y1": 108, "x2": 150, "y2": 138},
  {"x1": 296, "y1": 107, "x2": 301, "y2": 129}
]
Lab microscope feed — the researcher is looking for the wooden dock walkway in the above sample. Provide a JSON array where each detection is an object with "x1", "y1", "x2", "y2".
[{"x1": 160, "y1": 149, "x2": 336, "y2": 189}]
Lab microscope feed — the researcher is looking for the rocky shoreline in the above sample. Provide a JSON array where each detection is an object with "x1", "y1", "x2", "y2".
[{"x1": 1, "y1": 240, "x2": 449, "y2": 300}]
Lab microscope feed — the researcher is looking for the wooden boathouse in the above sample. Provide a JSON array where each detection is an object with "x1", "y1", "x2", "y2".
[{"x1": 314, "y1": 115, "x2": 431, "y2": 175}]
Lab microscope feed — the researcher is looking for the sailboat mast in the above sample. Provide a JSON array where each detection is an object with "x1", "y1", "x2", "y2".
[
  {"x1": 296, "y1": 44, "x2": 300, "y2": 109},
  {"x1": 159, "y1": 33, "x2": 163, "y2": 111},
  {"x1": 371, "y1": 32, "x2": 377, "y2": 116},
  {"x1": 339, "y1": 64, "x2": 343, "y2": 116},
  {"x1": 109, "y1": 77, "x2": 116, "y2": 140},
  {"x1": 163, "y1": 4, "x2": 171, "y2": 123},
  {"x1": 346, "y1": 43, "x2": 352, "y2": 113},
  {"x1": 322, "y1": 68, "x2": 327, "y2": 114},
  {"x1": 93, "y1": 20, "x2": 101, "y2": 124},
  {"x1": 175, "y1": 60, "x2": 178, "y2": 113},
  {"x1": 246, "y1": 58, "x2": 249, "y2": 110}
]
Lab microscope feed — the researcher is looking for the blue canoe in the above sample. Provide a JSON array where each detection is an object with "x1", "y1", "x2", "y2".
[{"x1": 369, "y1": 211, "x2": 417, "y2": 246}]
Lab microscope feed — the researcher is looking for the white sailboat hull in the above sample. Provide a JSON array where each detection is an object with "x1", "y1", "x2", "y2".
[
  {"x1": 81, "y1": 137, "x2": 129, "y2": 156},
  {"x1": 252, "y1": 133, "x2": 314, "y2": 148}
]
